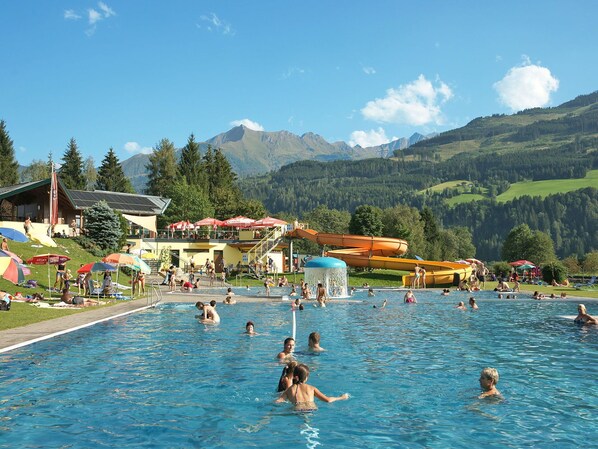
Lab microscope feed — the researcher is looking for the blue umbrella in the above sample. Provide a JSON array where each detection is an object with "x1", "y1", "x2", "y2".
[{"x1": 0, "y1": 227, "x2": 28, "y2": 242}]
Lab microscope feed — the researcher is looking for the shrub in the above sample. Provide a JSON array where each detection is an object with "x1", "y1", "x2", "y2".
[{"x1": 541, "y1": 261, "x2": 568, "y2": 284}]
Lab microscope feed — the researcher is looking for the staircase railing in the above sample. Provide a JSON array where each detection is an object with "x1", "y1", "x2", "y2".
[
  {"x1": 246, "y1": 227, "x2": 284, "y2": 269},
  {"x1": 147, "y1": 282, "x2": 163, "y2": 308}
]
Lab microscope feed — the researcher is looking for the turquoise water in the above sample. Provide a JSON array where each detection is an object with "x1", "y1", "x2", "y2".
[{"x1": 1, "y1": 291, "x2": 597, "y2": 448}]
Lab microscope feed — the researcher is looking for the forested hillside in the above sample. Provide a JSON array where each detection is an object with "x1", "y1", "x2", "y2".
[{"x1": 240, "y1": 92, "x2": 598, "y2": 260}]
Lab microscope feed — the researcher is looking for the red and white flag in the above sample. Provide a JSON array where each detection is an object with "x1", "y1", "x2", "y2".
[{"x1": 50, "y1": 168, "x2": 58, "y2": 226}]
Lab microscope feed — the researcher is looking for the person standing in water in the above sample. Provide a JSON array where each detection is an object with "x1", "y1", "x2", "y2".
[
  {"x1": 275, "y1": 364, "x2": 349, "y2": 411},
  {"x1": 277, "y1": 337, "x2": 295, "y2": 361},
  {"x1": 316, "y1": 283, "x2": 327, "y2": 307},
  {"x1": 404, "y1": 290, "x2": 417, "y2": 303},
  {"x1": 308, "y1": 332, "x2": 325, "y2": 352},
  {"x1": 478, "y1": 367, "x2": 501, "y2": 398}
]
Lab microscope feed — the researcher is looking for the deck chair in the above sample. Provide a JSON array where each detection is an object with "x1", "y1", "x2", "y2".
[{"x1": 574, "y1": 276, "x2": 597, "y2": 289}]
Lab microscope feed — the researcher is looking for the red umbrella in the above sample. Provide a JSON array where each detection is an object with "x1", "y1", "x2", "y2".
[
  {"x1": 168, "y1": 220, "x2": 195, "y2": 230},
  {"x1": 0, "y1": 257, "x2": 26, "y2": 284},
  {"x1": 253, "y1": 216, "x2": 288, "y2": 228},
  {"x1": 509, "y1": 260, "x2": 535, "y2": 267},
  {"x1": 194, "y1": 217, "x2": 225, "y2": 227},
  {"x1": 103, "y1": 253, "x2": 136, "y2": 265},
  {"x1": 222, "y1": 216, "x2": 256, "y2": 228},
  {"x1": 27, "y1": 254, "x2": 71, "y2": 265}
]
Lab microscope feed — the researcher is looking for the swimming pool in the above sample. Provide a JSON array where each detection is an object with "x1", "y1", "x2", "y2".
[{"x1": 1, "y1": 291, "x2": 597, "y2": 448}]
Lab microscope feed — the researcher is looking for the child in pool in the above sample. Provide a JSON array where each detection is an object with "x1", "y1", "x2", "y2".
[
  {"x1": 308, "y1": 331, "x2": 325, "y2": 352},
  {"x1": 276, "y1": 364, "x2": 349, "y2": 411},
  {"x1": 277, "y1": 361, "x2": 298, "y2": 392},
  {"x1": 478, "y1": 367, "x2": 501, "y2": 398}
]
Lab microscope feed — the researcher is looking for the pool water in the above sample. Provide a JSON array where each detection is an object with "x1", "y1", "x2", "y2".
[{"x1": 1, "y1": 291, "x2": 597, "y2": 448}]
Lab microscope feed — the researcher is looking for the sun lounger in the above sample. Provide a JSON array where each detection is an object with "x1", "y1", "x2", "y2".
[{"x1": 574, "y1": 276, "x2": 597, "y2": 289}]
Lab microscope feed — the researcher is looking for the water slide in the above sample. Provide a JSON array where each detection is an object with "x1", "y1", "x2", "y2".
[{"x1": 288, "y1": 228, "x2": 472, "y2": 288}]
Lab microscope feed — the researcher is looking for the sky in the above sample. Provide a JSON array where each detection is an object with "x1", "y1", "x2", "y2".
[{"x1": 1, "y1": 0, "x2": 597, "y2": 166}]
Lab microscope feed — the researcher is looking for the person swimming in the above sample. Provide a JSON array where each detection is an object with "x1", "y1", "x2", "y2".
[
  {"x1": 195, "y1": 301, "x2": 221, "y2": 324},
  {"x1": 277, "y1": 337, "x2": 295, "y2": 361},
  {"x1": 245, "y1": 321, "x2": 257, "y2": 335},
  {"x1": 478, "y1": 367, "x2": 501, "y2": 399},
  {"x1": 277, "y1": 361, "x2": 298, "y2": 392},
  {"x1": 456, "y1": 301, "x2": 467, "y2": 310},
  {"x1": 404, "y1": 290, "x2": 417, "y2": 303},
  {"x1": 275, "y1": 363, "x2": 349, "y2": 411},
  {"x1": 308, "y1": 331, "x2": 325, "y2": 352},
  {"x1": 574, "y1": 304, "x2": 598, "y2": 325}
]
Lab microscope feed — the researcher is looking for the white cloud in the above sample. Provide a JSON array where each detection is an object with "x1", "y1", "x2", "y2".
[
  {"x1": 493, "y1": 60, "x2": 559, "y2": 111},
  {"x1": 363, "y1": 66, "x2": 376, "y2": 75},
  {"x1": 348, "y1": 127, "x2": 397, "y2": 148},
  {"x1": 281, "y1": 67, "x2": 306, "y2": 79},
  {"x1": 361, "y1": 74, "x2": 453, "y2": 126},
  {"x1": 64, "y1": 10, "x2": 81, "y2": 20},
  {"x1": 98, "y1": 2, "x2": 115, "y2": 18},
  {"x1": 124, "y1": 142, "x2": 153, "y2": 155},
  {"x1": 88, "y1": 8, "x2": 102, "y2": 25},
  {"x1": 198, "y1": 13, "x2": 234, "y2": 36},
  {"x1": 230, "y1": 119, "x2": 264, "y2": 131}
]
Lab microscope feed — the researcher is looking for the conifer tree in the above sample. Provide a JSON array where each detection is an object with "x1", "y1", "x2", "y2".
[
  {"x1": 145, "y1": 138, "x2": 178, "y2": 197},
  {"x1": 84, "y1": 200, "x2": 123, "y2": 251},
  {"x1": 202, "y1": 145, "x2": 215, "y2": 197},
  {"x1": 0, "y1": 120, "x2": 20, "y2": 186},
  {"x1": 178, "y1": 134, "x2": 205, "y2": 187},
  {"x1": 96, "y1": 148, "x2": 134, "y2": 193},
  {"x1": 60, "y1": 138, "x2": 85, "y2": 189}
]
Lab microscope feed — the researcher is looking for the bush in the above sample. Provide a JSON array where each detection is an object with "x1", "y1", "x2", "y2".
[
  {"x1": 73, "y1": 236, "x2": 108, "y2": 258},
  {"x1": 492, "y1": 261, "x2": 512, "y2": 278},
  {"x1": 541, "y1": 261, "x2": 568, "y2": 284}
]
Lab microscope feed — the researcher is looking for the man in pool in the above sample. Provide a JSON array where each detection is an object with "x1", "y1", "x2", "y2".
[
  {"x1": 455, "y1": 301, "x2": 467, "y2": 310},
  {"x1": 478, "y1": 367, "x2": 501, "y2": 398},
  {"x1": 277, "y1": 337, "x2": 295, "y2": 361},
  {"x1": 308, "y1": 332, "x2": 325, "y2": 352},
  {"x1": 275, "y1": 363, "x2": 349, "y2": 411},
  {"x1": 469, "y1": 297, "x2": 478, "y2": 310}
]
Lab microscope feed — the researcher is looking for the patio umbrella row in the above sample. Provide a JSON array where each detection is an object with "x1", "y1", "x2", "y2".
[{"x1": 168, "y1": 216, "x2": 288, "y2": 230}]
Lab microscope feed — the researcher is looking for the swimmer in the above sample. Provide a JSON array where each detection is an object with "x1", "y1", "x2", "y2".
[
  {"x1": 245, "y1": 321, "x2": 257, "y2": 335},
  {"x1": 368, "y1": 288, "x2": 375, "y2": 297},
  {"x1": 574, "y1": 304, "x2": 598, "y2": 325},
  {"x1": 308, "y1": 332, "x2": 325, "y2": 352},
  {"x1": 277, "y1": 361, "x2": 298, "y2": 392},
  {"x1": 478, "y1": 367, "x2": 501, "y2": 399},
  {"x1": 469, "y1": 297, "x2": 478, "y2": 310},
  {"x1": 456, "y1": 301, "x2": 467, "y2": 310},
  {"x1": 316, "y1": 283, "x2": 328, "y2": 307},
  {"x1": 404, "y1": 290, "x2": 417, "y2": 303},
  {"x1": 441, "y1": 288, "x2": 450, "y2": 296},
  {"x1": 224, "y1": 287, "x2": 236, "y2": 304},
  {"x1": 195, "y1": 301, "x2": 221, "y2": 324},
  {"x1": 277, "y1": 337, "x2": 295, "y2": 361},
  {"x1": 350, "y1": 287, "x2": 356, "y2": 296},
  {"x1": 275, "y1": 363, "x2": 349, "y2": 411}
]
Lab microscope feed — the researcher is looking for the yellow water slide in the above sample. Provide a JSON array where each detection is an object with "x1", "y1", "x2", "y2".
[{"x1": 288, "y1": 228, "x2": 472, "y2": 287}]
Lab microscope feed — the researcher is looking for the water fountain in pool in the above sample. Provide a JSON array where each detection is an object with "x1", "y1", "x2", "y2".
[{"x1": 303, "y1": 256, "x2": 348, "y2": 298}]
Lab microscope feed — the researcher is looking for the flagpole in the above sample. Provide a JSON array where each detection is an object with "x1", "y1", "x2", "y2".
[{"x1": 48, "y1": 164, "x2": 54, "y2": 299}]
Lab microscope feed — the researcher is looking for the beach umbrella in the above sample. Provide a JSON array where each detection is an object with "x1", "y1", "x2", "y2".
[
  {"x1": 509, "y1": 260, "x2": 535, "y2": 267},
  {"x1": 77, "y1": 262, "x2": 117, "y2": 274},
  {"x1": 466, "y1": 258, "x2": 483, "y2": 265},
  {"x1": 127, "y1": 255, "x2": 152, "y2": 274},
  {"x1": 194, "y1": 217, "x2": 225, "y2": 227},
  {"x1": 29, "y1": 231, "x2": 57, "y2": 248},
  {"x1": 516, "y1": 263, "x2": 536, "y2": 270},
  {"x1": 0, "y1": 227, "x2": 28, "y2": 242},
  {"x1": 26, "y1": 254, "x2": 70, "y2": 298},
  {"x1": 103, "y1": 253, "x2": 136, "y2": 265},
  {"x1": 140, "y1": 252, "x2": 158, "y2": 260},
  {"x1": 0, "y1": 257, "x2": 26, "y2": 284},
  {"x1": 222, "y1": 216, "x2": 255, "y2": 228},
  {"x1": 252, "y1": 216, "x2": 288, "y2": 228},
  {"x1": 0, "y1": 249, "x2": 23, "y2": 264}
]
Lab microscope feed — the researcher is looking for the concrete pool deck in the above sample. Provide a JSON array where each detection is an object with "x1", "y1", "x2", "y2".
[{"x1": 0, "y1": 290, "x2": 364, "y2": 353}]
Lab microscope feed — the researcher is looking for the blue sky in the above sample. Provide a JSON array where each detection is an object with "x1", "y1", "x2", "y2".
[{"x1": 1, "y1": 1, "x2": 596, "y2": 166}]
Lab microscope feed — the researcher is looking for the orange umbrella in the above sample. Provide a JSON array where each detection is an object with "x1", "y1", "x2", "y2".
[{"x1": 102, "y1": 253, "x2": 136, "y2": 265}]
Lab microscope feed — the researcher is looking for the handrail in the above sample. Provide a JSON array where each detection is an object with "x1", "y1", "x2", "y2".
[
  {"x1": 246, "y1": 228, "x2": 284, "y2": 267},
  {"x1": 147, "y1": 282, "x2": 163, "y2": 308}
]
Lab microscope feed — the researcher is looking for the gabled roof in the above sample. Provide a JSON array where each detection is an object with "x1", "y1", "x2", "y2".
[
  {"x1": 68, "y1": 190, "x2": 170, "y2": 215},
  {"x1": 0, "y1": 178, "x2": 170, "y2": 216}
]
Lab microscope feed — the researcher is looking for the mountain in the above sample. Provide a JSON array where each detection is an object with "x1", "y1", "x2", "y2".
[{"x1": 121, "y1": 127, "x2": 431, "y2": 192}]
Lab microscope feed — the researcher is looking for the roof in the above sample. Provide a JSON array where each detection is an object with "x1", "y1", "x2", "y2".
[
  {"x1": 0, "y1": 179, "x2": 51, "y2": 198},
  {"x1": 68, "y1": 190, "x2": 170, "y2": 215}
]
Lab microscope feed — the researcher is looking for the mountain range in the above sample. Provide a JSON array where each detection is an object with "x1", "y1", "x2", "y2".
[{"x1": 121, "y1": 127, "x2": 431, "y2": 192}]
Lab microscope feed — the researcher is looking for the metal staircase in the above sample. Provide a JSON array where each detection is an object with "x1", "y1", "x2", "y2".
[{"x1": 246, "y1": 227, "x2": 285, "y2": 272}]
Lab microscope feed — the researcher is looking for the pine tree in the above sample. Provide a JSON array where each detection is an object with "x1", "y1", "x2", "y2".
[
  {"x1": 84, "y1": 157, "x2": 98, "y2": 191},
  {"x1": 0, "y1": 120, "x2": 20, "y2": 187},
  {"x1": 202, "y1": 145, "x2": 215, "y2": 197},
  {"x1": 178, "y1": 134, "x2": 205, "y2": 187},
  {"x1": 59, "y1": 138, "x2": 85, "y2": 189},
  {"x1": 145, "y1": 138, "x2": 178, "y2": 197},
  {"x1": 96, "y1": 148, "x2": 134, "y2": 193}
]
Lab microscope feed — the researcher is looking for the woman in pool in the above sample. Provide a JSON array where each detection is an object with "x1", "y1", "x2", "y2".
[
  {"x1": 574, "y1": 304, "x2": 598, "y2": 325},
  {"x1": 469, "y1": 297, "x2": 478, "y2": 310},
  {"x1": 404, "y1": 290, "x2": 417, "y2": 303},
  {"x1": 245, "y1": 321, "x2": 257, "y2": 335},
  {"x1": 308, "y1": 332, "x2": 325, "y2": 352},
  {"x1": 195, "y1": 301, "x2": 220, "y2": 324},
  {"x1": 316, "y1": 283, "x2": 327, "y2": 307},
  {"x1": 277, "y1": 361, "x2": 298, "y2": 392},
  {"x1": 277, "y1": 337, "x2": 295, "y2": 361},
  {"x1": 478, "y1": 367, "x2": 501, "y2": 398},
  {"x1": 276, "y1": 363, "x2": 349, "y2": 411},
  {"x1": 455, "y1": 301, "x2": 467, "y2": 310}
]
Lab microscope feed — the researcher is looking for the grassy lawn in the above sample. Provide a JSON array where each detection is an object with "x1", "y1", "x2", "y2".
[
  {"x1": 497, "y1": 169, "x2": 598, "y2": 202},
  {"x1": 445, "y1": 193, "x2": 487, "y2": 207}
]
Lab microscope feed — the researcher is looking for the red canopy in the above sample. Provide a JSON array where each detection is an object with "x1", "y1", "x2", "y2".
[
  {"x1": 168, "y1": 220, "x2": 195, "y2": 230},
  {"x1": 194, "y1": 217, "x2": 225, "y2": 227},
  {"x1": 26, "y1": 254, "x2": 71, "y2": 265},
  {"x1": 509, "y1": 260, "x2": 536, "y2": 267},
  {"x1": 222, "y1": 216, "x2": 256, "y2": 228},
  {"x1": 253, "y1": 216, "x2": 288, "y2": 228}
]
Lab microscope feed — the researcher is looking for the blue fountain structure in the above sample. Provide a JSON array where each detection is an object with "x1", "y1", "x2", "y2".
[{"x1": 304, "y1": 256, "x2": 348, "y2": 298}]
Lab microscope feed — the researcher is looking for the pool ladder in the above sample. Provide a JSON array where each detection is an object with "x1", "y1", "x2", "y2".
[{"x1": 147, "y1": 282, "x2": 163, "y2": 308}]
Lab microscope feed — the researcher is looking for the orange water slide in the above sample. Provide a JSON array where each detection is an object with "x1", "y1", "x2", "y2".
[{"x1": 288, "y1": 228, "x2": 472, "y2": 287}]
